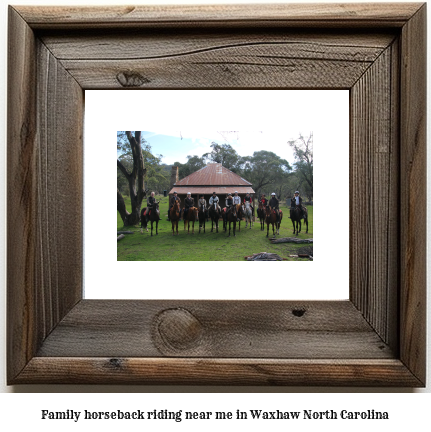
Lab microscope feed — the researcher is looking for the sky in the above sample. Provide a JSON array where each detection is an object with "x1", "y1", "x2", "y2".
[{"x1": 140, "y1": 130, "x2": 300, "y2": 166}]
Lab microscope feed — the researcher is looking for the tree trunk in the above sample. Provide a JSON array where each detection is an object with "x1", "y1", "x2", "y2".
[
  {"x1": 117, "y1": 131, "x2": 146, "y2": 226},
  {"x1": 117, "y1": 189, "x2": 140, "y2": 226}
]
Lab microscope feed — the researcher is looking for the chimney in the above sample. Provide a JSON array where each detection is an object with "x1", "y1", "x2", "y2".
[{"x1": 170, "y1": 166, "x2": 179, "y2": 190}]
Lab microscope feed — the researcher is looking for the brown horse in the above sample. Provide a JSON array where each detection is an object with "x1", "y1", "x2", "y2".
[
  {"x1": 198, "y1": 203, "x2": 206, "y2": 234},
  {"x1": 290, "y1": 205, "x2": 308, "y2": 235},
  {"x1": 265, "y1": 206, "x2": 282, "y2": 237},
  {"x1": 184, "y1": 206, "x2": 199, "y2": 234},
  {"x1": 140, "y1": 201, "x2": 160, "y2": 236},
  {"x1": 209, "y1": 203, "x2": 221, "y2": 233},
  {"x1": 223, "y1": 205, "x2": 237, "y2": 237},
  {"x1": 169, "y1": 200, "x2": 181, "y2": 235},
  {"x1": 257, "y1": 202, "x2": 266, "y2": 230}
]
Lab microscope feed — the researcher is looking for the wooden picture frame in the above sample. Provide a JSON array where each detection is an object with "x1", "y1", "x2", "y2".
[{"x1": 7, "y1": 3, "x2": 426, "y2": 386}]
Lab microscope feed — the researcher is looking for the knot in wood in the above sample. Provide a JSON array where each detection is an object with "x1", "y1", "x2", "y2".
[
  {"x1": 155, "y1": 308, "x2": 203, "y2": 351},
  {"x1": 292, "y1": 308, "x2": 306, "y2": 317},
  {"x1": 116, "y1": 71, "x2": 150, "y2": 87}
]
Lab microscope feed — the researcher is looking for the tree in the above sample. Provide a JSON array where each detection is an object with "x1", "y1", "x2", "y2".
[
  {"x1": 117, "y1": 154, "x2": 132, "y2": 196},
  {"x1": 288, "y1": 133, "x2": 313, "y2": 200},
  {"x1": 174, "y1": 155, "x2": 206, "y2": 179},
  {"x1": 281, "y1": 171, "x2": 305, "y2": 200},
  {"x1": 202, "y1": 142, "x2": 241, "y2": 172},
  {"x1": 241, "y1": 150, "x2": 291, "y2": 198},
  {"x1": 141, "y1": 145, "x2": 168, "y2": 193},
  {"x1": 117, "y1": 131, "x2": 146, "y2": 226}
]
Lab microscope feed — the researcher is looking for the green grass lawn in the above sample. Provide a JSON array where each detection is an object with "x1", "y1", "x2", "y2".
[{"x1": 117, "y1": 195, "x2": 313, "y2": 261}]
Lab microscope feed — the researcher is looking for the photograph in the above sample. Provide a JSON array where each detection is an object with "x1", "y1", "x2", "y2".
[{"x1": 117, "y1": 129, "x2": 313, "y2": 261}]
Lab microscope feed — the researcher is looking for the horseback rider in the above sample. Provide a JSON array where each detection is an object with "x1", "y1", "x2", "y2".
[
  {"x1": 268, "y1": 192, "x2": 280, "y2": 222},
  {"x1": 198, "y1": 194, "x2": 206, "y2": 208},
  {"x1": 244, "y1": 192, "x2": 253, "y2": 215},
  {"x1": 168, "y1": 191, "x2": 181, "y2": 221},
  {"x1": 198, "y1": 194, "x2": 207, "y2": 219},
  {"x1": 184, "y1": 192, "x2": 194, "y2": 219},
  {"x1": 209, "y1": 191, "x2": 220, "y2": 211},
  {"x1": 225, "y1": 193, "x2": 234, "y2": 216},
  {"x1": 259, "y1": 193, "x2": 268, "y2": 208},
  {"x1": 291, "y1": 190, "x2": 305, "y2": 218},
  {"x1": 146, "y1": 191, "x2": 156, "y2": 224}
]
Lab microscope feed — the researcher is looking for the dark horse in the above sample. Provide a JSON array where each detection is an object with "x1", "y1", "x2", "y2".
[
  {"x1": 209, "y1": 203, "x2": 221, "y2": 233},
  {"x1": 140, "y1": 201, "x2": 160, "y2": 236},
  {"x1": 223, "y1": 205, "x2": 238, "y2": 237},
  {"x1": 235, "y1": 203, "x2": 244, "y2": 232},
  {"x1": 290, "y1": 205, "x2": 308, "y2": 235},
  {"x1": 184, "y1": 206, "x2": 199, "y2": 234},
  {"x1": 198, "y1": 203, "x2": 206, "y2": 234},
  {"x1": 169, "y1": 200, "x2": 181, "y2": 235},
  {"x1": 265, "y1": 206, "x2": 282, "y2": 237},
  {"x1": 257, "y1": 202, "x2": 266, "y2": 230}
]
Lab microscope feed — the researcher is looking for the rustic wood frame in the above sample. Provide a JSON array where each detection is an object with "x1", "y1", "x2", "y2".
[{"x1": 7, "y1": 3, "x2": 426, "y2": 386}]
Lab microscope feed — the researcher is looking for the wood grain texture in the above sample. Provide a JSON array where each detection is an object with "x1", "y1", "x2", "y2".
[
  {"x1": 36, "y1": 300, "x2": 393, "y2": 359},
  {"x1": 7, "y1": 6, "x2": 38, "y2": 381},
  {"x1": 35, "y1": 40, "x2": 83, "y2": 337},
  {"x1": 7, "y1": 3, "x2": 426, "y2": 386},
  {"x1": 41, "y1": 31, "x2": 395, "y2": 89},
  {"x1": 15, "y1": 3, "x2": 423, "y2": 29},
  {"x1": 41, "y1": 31, "x2": 395, "y2": 60},
  {"x1": 15, "y1": 358, "x2": 423, "y2": 386},
  {"x1": 350, "y1": 44, "x2": 399, "y2": 347},
  {"x1": 7, "y1": 6, "x2": 83, "y2": 383},
  {"x1": 399, "y1": 3, "x2": 427, "y2": 385}
]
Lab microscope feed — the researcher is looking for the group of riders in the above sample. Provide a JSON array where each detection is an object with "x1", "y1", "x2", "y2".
[{"x1": 143, "y1": 189, "x2": 306, "y2": 225}]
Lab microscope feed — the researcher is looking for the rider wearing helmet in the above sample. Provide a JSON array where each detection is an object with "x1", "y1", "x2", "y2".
[
  {"x1": 198, "y1": 194, "x2": 208, "y2": 219},
  {"x1": 290, "y1": 190, "x2": 305, "y2": 218},
  {"x1": 232, "y1": 191, "x2": 241, "y2": 205},
  {"x1": 209, "y1": 191, "x2": 220, "y2": 209},
  {"x1": 184, "y1": 192, "x2": 194, "y2": 219},
  {"x1": 268, "y1": 192, "x2": 280, "y2": 222},
  {"x1": 198, "y1": 194, "x2": 207, "y2": 210},
  {"x1": 232, "y1": 191, "x2": 241, "y2": 221},
  {"x1": 168, "y1": 191, "x2": 181, "y2": 221}
]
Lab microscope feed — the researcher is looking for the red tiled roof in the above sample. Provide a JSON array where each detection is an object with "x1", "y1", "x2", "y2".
[
  {"x1": 168, "y1": 186, "x2": 255, "y2": 195},
  {"x1": 174, "y1": 163, "x2": 252, "y2": 187}
]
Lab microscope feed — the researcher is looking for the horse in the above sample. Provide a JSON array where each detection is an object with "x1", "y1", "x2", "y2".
[
  {"x1": 169, "y1": 199, "x2": 181, "y2": 235},
  {"x1": 140, "y1": 201, "x2": 160, "y2": 236},
  {"x1": 235, "y1": 203, "x2": 244, "y2": 232},
  {"x1": 257, "y1": 202, "x2": 266, "y2": 230},
  {"x1": 243, "y1": 201, "x2": 253, "y2": 229},
  {"x1": 184, "y1": 206, "x2": 199, "y2": 234},
  {"x1": 223, "y1": 205, "x2": 237, "y2": 237},
  {"x1": 290, "y1": 205, "x2": 308, "y2": 235},
  {"x1": 208, "y1": 203, "x2": 221, "y2": 233},
  {"x1": 198, "y1": 203, "x2": 206, "y2": 234},
  {"x1": 265, "y1": 206, "x2": 282, "y2": 237}
]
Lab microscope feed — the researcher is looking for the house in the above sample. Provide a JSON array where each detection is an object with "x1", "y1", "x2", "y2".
[{"x1": 168, "y1": 163, "x2": 255, "y2": 208}]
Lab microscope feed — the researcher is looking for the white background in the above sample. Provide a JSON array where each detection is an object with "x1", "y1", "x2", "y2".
[
  {"x1": 0, "y1": 0, "x2": 430, "y2": 427},
  {"x1": 85, "y1": 90, "x2": 349, "y2": 300}
]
